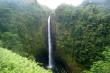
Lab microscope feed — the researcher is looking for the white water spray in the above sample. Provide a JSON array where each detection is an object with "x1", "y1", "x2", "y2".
[{"x1": 48, "y1": 16, "x2": 53, "y2": 68}]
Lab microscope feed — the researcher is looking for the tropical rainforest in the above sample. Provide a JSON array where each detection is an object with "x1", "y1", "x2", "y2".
[{"x1": 0, "y1": 0, "x2": 110, "y2": 73}]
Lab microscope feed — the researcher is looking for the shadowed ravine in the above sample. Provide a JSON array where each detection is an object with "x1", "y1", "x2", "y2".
[
  {"x1": 35, "y1": 16, "x2": 70, "y2": 73},
  {"x1": 48, "y1": 16, "x2": 70, "y2": 73},
  {"x1": 35, "y1": 15, "x2": 83, "y2": 73}
]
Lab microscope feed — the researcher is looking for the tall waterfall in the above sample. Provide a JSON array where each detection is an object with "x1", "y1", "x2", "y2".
[{"x1": 48, "y1": 16, "x2": 53, "y2": 68}]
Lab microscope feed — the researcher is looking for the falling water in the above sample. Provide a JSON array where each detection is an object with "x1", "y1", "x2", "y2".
[{"x1": 48, "y1": 16, "x2": 53, "y2": 68}]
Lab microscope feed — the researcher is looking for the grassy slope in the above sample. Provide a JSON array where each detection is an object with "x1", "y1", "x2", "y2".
[{"x1": 0, "y1": 47, "x2": 52, "y2": 73}]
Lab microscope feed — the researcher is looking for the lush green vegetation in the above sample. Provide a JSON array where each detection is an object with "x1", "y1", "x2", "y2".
[
  {"x1": 0, "y1": 0, "x2": 51, "y2": 72},
  {"x1": 84, "y1": 47, "x2": 110, "y2": 73},
  {"x1": 0, "y1": 47, "x2": 52, "y2": 73},
  {"x1": 0, "y1": 0, "x2": 110, "y2": 73},
  {"x1": 55, "y1": 0, "x2": 110, "y2": 72},
  {"x1": 0, "y1": 0, "x2": 50, "y2": 58}
]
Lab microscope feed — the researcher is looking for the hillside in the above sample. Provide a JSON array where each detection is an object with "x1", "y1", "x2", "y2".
[{"x1": 0, "y1": 47, "x2": 52, "y2": 73}]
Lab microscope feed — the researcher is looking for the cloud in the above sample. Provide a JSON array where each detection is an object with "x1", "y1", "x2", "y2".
[{"x1": 37, "y1": 0, "x2": 83, "y2": 9}]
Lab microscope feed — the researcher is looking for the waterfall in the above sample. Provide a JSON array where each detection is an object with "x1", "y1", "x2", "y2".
[{"x1": 48, "y1": 16, "x2": 53, "y2": 68}]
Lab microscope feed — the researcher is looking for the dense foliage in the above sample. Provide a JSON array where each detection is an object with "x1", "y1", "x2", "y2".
[
  {"x1": 55, "y1": 0, "x2": 110, "y2": 72},
  {"x1": 0, "y1": 0, "x2": 50, "y2": 57},
  {"x1": 0, "y1": 47, "x2": 52, "y2": 73},
  {"x1": 0, "y1": 0, "x2": 110, "y2": 73},
  {"x1": 84, "y1": 47, "x2": 110, "y2": 73},
  {"x1": 0, "y1": 0, "x2": 53, "y2": 73}
]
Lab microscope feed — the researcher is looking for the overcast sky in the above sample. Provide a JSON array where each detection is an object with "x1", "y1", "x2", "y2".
[{"x1": 37, "y1": 0, "x2": 84, "y2": 9}]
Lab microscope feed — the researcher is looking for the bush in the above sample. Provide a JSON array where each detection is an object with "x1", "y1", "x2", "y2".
[
  {"x1": 85, "y1": 61, "x2": 110, "y2": 73},
  {"x1": 0, "y1": 47, "x2": 52, "y2": 73},
  {"x1": 84, "y1": 46, "x2": 110, "y2": 73}
]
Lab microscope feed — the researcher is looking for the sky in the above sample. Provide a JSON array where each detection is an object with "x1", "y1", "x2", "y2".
[{"x1": 37, "y1": 0, "x2": 84, "y2": 9}]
